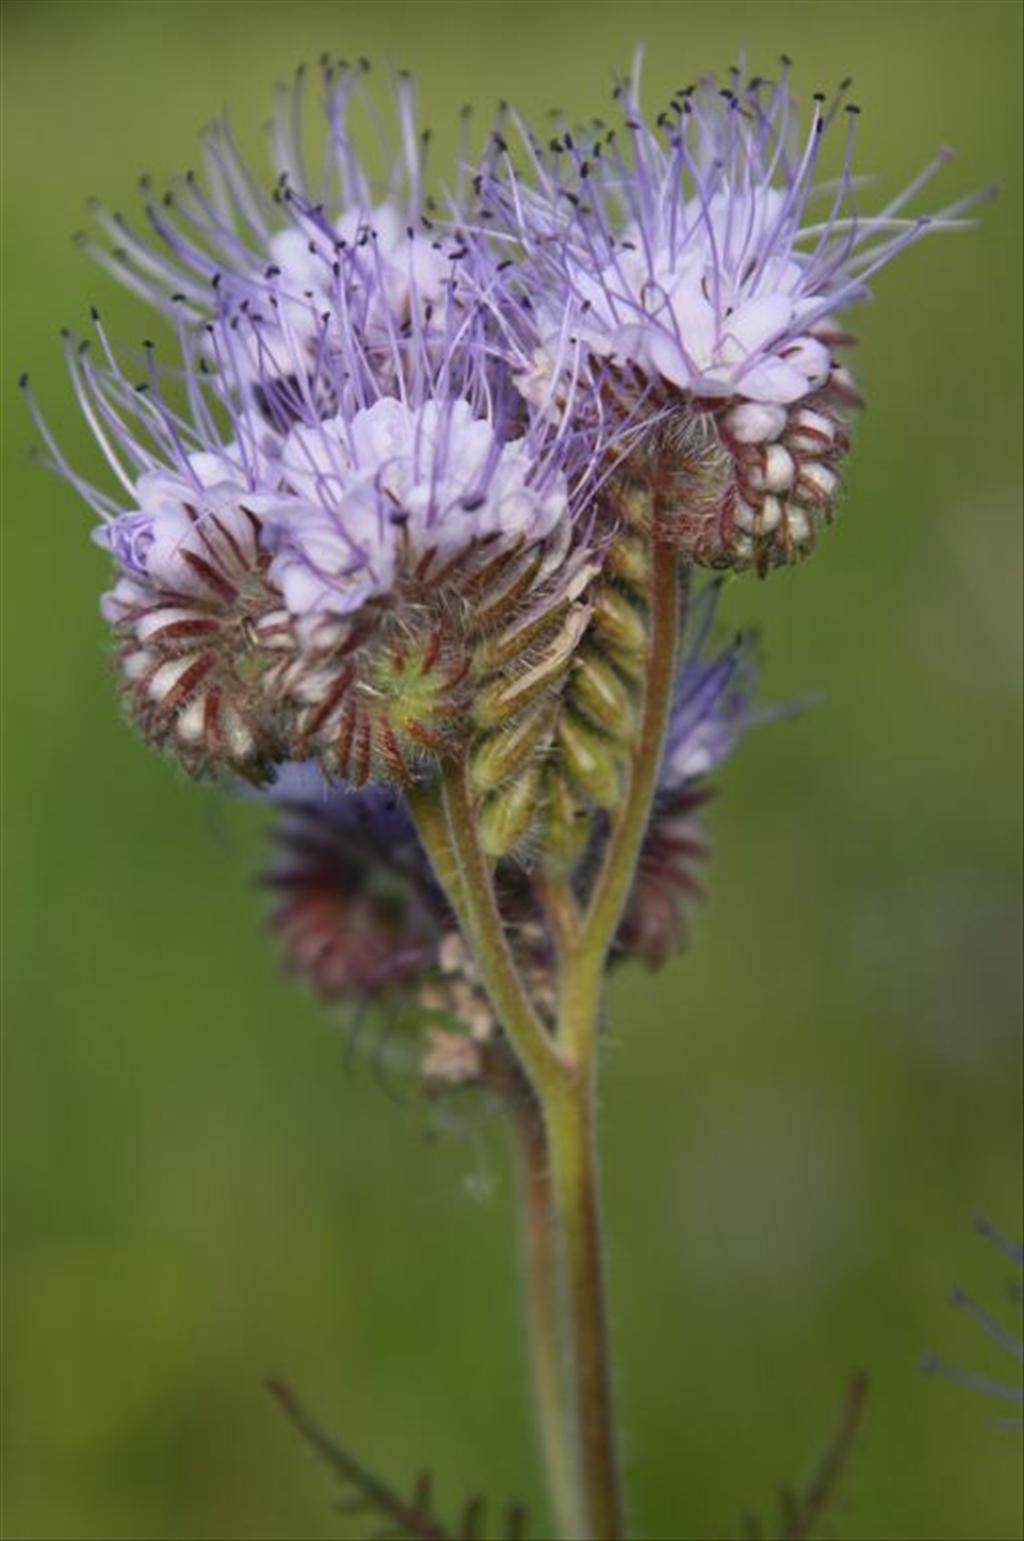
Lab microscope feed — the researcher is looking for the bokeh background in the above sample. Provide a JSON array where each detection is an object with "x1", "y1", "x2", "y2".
[{"x1": 2, "y1": 2, "x2": 1021, "y2": 1538}]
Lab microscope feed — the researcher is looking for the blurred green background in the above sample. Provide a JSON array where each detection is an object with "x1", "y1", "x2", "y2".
[{"x1": 2, "y1": 2, "x2": 1021, "y2": 1538}]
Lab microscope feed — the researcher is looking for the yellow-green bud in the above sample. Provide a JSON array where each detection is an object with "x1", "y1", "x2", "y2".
[
  {"x1": 470, "y1": 700, "x2": 555, "y2": 794},
  {"x1": 591, "y1": 584, "x2": 648, "y2": 655},
  {"x1": 478, "y1": 762, "x2": 543, "y2": 858},
  {"x1": 556, "y1": 712, "x2": 623, "y2": 807},
  {"x1": 571, "y1": 652, "x2": 636, "y2": 738}
]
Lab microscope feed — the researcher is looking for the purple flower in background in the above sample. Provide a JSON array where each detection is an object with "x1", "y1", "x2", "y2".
[
  {"x1": 660, "y1": 580, "x2": 756, "y2": 787},
  {"x1": 925, "y1": 1218, "x2": 1024, "y2": 1420}
]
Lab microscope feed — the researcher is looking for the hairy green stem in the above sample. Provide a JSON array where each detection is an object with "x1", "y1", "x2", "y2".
[
  {"x1": 542, "y1": 1063, "x2": 623, "y2": 1540},
  {"x1": 508, "y1": 1090, "x2": 584, "y2": 1540}
]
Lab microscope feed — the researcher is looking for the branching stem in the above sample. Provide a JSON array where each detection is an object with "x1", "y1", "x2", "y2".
[
  {"x1": 410, "y1": 529, "x2": 685, "y2": 1541},
  {"x1": 408, "y1": 769, "x2": 563, "y2": 1102}
]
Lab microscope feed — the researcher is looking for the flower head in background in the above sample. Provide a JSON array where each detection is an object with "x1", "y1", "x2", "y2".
[
  {"x1": 263, "y1": 764, "x2": 448, "y2": 998},
  {"x1": 480, "y1": 56, "x2": 985, "y2": 570},
  {"x1": 260, "y1": 765, "x2": 554, "y2": 1083}
]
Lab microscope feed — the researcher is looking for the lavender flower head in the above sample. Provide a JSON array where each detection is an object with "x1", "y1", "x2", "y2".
[
  {"x1": 261, "y1": 335, "x2": 575, "y2": 623},
  {"x1": 482, "y1": 56, "x2": 985, "y2": 570}
]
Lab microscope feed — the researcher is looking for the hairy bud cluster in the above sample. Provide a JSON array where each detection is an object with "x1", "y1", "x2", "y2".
[
  {"x1": 716, "y1": 359, "x2": 856, "y2": 571},
  {"x1": 639, "y1": 355, "x2": 858, "y2": 573},
  {"x1": 260, "y1": 584, "x2": 757, "y2": 1058},
  {"x1": 100, "y1": 474, "x2": 294, "y2": 782}
]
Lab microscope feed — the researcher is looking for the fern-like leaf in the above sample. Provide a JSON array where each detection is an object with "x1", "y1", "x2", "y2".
[
  {"x1": 268, "y1": 1380, "x2": 528, "y2": 1541},
  {"x1": 741, "y1": 1372, "x2": 869, "y2": 1541}
]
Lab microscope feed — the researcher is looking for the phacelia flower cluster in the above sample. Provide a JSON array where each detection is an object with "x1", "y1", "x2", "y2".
[{"x1": 31, "y1": 53, "x2": 975, "y2": 957}]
